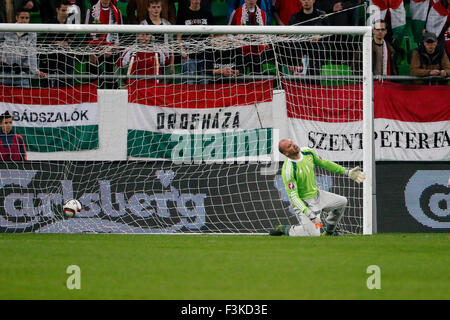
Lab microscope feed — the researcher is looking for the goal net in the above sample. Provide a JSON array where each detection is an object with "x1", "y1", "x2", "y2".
[{"x1": 0, "y1": 24, "x2": 373, "y2": 235}]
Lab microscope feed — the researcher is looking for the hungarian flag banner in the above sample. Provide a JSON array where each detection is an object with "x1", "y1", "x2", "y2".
[
  {"x1": 410, "y1": 0, "x2": 431, "y2": 43},
  {"x1": 127, "y1": 81, "x2": 274, "y2": 160},
  {"x1": 284, "y1": 81, "x2": 450, "y2": 161},
  {"x1": 426, "y1": 0, "x2": 449, "y2": 39},
  {"x1": 371, "y1": 0, "x2": 406, "y2": 42},
  {"x1": 0, "y1": 83, "x2": 99, "y2": 152}
]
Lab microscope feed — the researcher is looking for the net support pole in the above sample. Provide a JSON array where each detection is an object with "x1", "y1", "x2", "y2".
[{"x1": 362, "y1": 30, "x2": 374, "y2": 235}]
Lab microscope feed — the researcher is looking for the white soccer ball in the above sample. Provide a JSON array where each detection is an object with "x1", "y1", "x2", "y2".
[{"x1": 63, "y1": 199, "x2": 82, "y2": 218}]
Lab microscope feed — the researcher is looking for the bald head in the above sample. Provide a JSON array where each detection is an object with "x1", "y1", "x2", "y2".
[
  {"x1": 278, "y1": 139, "x2": 289, "y2": 154},
  {"x1": 279, "y1": 139, "x2": 300, "y2": 159}
]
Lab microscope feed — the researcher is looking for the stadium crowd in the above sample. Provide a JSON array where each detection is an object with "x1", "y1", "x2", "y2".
[{"x1": 0, "y1": 0, "x2": 447, "y2": 88}]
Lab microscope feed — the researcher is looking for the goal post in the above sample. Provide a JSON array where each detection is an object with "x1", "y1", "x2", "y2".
[
  {"x1": 362, "y1": 31, "x2": 374, "y2": 235},
  {"x1": 0, "y1": 23, "x2": 374, "y2": 235}
]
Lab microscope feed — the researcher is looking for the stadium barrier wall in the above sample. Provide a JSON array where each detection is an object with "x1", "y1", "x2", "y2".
[
  {"x1": 27, "y1": 89, "x2": 289, "y2": 161},
  {"x1": 24, "y1": 83, "x2": 450, "y2": 162},
  {"x1": 27, "y1": 90, "x2": 128, "y2": 161},
  {"x1": 2, "y1": 159, "x2": 448, "y2": 233},
  {"x1": 376, "y1": 161, "x2": 450, "y2": 233},
  {"x1": 0, "y1": 161, "x2": 362, "y2": 233},
  {"x1": 9, "y1": 84, "x2": 449, "y2": 234}
]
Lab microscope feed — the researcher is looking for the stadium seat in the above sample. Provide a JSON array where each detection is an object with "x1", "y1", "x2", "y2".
[
  {"x1": 398, "y1": 63, "x2": 410, "y2": 77},
  {"x1": 211, "y1": 0, "x2": 228, "y2": 25},
  {"x1": 262, "y1": 63, "x2": 277, "y2": 75},
  {"x1": 321, "y1": 63, "x2": 354, "y2": 86},
  {"x1": 30, "y1": 11, "x2": 41, "y2": 23}
]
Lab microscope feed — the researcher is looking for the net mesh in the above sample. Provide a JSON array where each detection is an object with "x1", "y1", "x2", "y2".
[{"x1": 0, "y1": 27, "x2": 366, "y2": 234}]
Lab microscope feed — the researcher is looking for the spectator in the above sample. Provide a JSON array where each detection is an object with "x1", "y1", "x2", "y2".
[
  {"x1": 40, "y1": 0, "x2": 76, "y2": 87},
  {"x1": 40, "y1": 0, "x2": 84, "y2": 23},
  {"x1": 275, "y1": 0, "x2": 328, "y2": 82},
  {"x1": 176, "y1": 0, "x2": 214, "y2": 84},
  {"x1": 1, "y1": 0, "x2": 16, "y2": 23},
  {"x1": 372, "y1": 19, "x2": 398, "y2": 76},
  {"x1": 141, "y1": 0, "x2": 171, "y2": 28},
  {"x1": 14, "y1": 0, "x2": 39, "y2": 13},
  {"x1": 410, "y1": 31, "x2": 450, "y2": 84},
  {"x1": 0, "y1": 111, "x2": 27, "y2": 161},
  {"x1": 66, "y1": 0, "x2": 84, "y2": 24},
  {"x1": 316, "y1": 1, "x2": 362, "y2": 66},
  {"x1": 127, "y1": 0, "x2": 176, "y2": 24},
  {"x1": 369, "y1": 0, "x2": 406, "y2": 49},
  {"x1": 316, "y1": 0, "x2": 361, "y2": 26},
  {"x1": 116, "y1": 33, "x2": 170, "y2": 85},
  {"x1": 229, "y1": 0, "x2": 273, "y2": 75},
  {"x1": 288, "y1": 0, "x2": 328, "y2": 25},
  {"x1": 85, "y1": 0, "x2": 123, "y2": 89},
  {"x1": 291, "y1": 1, "x2": 358, "y2": 71},
  {"x1": 140, "y1": 0, "x2": 174, "y2": 72},
  {"x1": 0, "y1": 9, "x2": 46, "y2": 87},
  {"x1": 178, "y1": 0, "x2": 210, "y2": 16},
  {"x1": 0, "y1": 0, "x2": 7, "y2": 23},
  {"x1": 272, "y1": 0, "x2": 302, "y2": 26},
  {"x1": 204, "y1": 34, "x2": 245, "y2": 84},
  {"x1": 229, "y1": 0, "x2": 266, "y2": 25},
  {"x1": 227, "y1": 0, "x2": 271, "y2": 25}
]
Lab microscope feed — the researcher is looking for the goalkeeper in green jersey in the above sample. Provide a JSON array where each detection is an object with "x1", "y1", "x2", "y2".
[{"x1": 270, "y1": 139, "x2": 366, "y2": 237}]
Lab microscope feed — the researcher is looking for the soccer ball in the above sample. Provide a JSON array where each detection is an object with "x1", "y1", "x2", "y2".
[{"x1": 63, "y1": 199, "x2": 82, "y2": 218}]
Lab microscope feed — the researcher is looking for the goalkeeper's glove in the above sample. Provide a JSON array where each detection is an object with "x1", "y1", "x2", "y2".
[
  {"x1": 305, "y1": 209, "x2": 323, "y2": 228},
  {"x1": 346, "y1": 166, "x2": 366, "y2": 184}
]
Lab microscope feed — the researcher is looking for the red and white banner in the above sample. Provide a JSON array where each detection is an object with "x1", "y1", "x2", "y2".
[
  {"x1": 370, "y1": 0, "x2": 406, "y2": 40},
  {"x1": 0, "y1": 83, "x2": 99, "y2": 152},
  {"x1": 127, "y1": 81, "x2": 275, "y2": 160},
  {"x1": 426, "y1": 0, "x2": 449, "y2": 37},
  {"x1": 0, "y1": 83, "x2": 98, "y2": 128},
  {"x1": 285, "y1": 81, "x2": 450, "y2": 161},
  {"x1": 128, "y1": 81, "x2": 274, "y2": 133},
  {"x1": 410, "y1": 0, "x2": 430, "y2": 22}
]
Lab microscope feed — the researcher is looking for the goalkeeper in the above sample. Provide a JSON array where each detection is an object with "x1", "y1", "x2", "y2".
[{"x1": 270, "y1": 139, "x2": 366, "y2": 237}]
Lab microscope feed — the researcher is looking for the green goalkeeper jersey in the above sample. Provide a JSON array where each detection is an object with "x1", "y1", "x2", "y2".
[{"x1": 281, "y1": 147, "x2": 346, "y2": 214}]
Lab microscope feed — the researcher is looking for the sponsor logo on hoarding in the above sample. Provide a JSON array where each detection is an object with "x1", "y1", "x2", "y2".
[
  {"x1": 404, "y1": 170, "x2": 450, "y2": 229},
  {"x1": 0, "y1": 169, "x2": 207, "y2": 233}
]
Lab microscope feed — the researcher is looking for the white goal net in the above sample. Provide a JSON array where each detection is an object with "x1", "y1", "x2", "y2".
[{"x1": 0, "y1": 24, "x2": 373, "y2": 234}]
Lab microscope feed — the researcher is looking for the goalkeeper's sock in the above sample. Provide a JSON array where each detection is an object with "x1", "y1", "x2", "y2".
[
  {"x1": 325, "y1": 223, "x2": 336, "y2": 235},
  {"x1": 281, "y1": 225, "x2": 291, "y2": 235},
  {"x1": 269, "y1": 229, "x2": 283, "y2": 236},
  {"x1": 272, "y1": 224, "x2": 291, "y2": 236},
  {"x1": 269, "y1": 225, "x2": 290, "y2": 236}
]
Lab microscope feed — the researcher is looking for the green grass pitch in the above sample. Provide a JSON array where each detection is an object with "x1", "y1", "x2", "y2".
[{"x1": 0, "y1": 233, "x2": 449, "y2": 300}]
